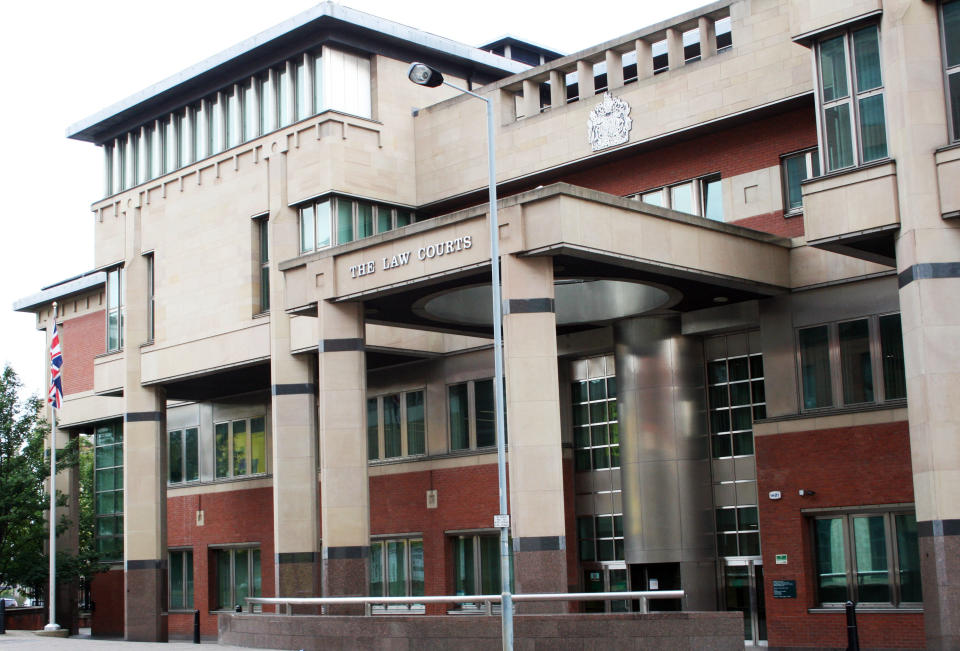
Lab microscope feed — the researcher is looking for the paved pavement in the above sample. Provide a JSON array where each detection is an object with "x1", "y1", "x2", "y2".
[{"x1": 0, "y1": 630, "x2": 275, "y2": 651}]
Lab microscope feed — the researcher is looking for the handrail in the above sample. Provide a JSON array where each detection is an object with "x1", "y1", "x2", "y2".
[{"x1": 245, "y1": 590, "x2": 684, "y2": 616}]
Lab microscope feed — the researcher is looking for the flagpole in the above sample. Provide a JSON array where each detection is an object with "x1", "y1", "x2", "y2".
[{"x1": 44, "y1": 302, "x2": 60, "y2": 632}]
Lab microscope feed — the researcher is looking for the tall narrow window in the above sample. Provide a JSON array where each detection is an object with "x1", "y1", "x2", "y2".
[
  {"x1": 94, "y1": 422, "x2": 123, "y2": 562},
  {"x1": 104, "y1": 143, "x2": 114, "y2": 196},
  {"x1": 106, "y1": 267, "x2": 124, "y2": 352},
  {"x1": 296, "y1": 58, "x2": 310, "y2": 121},
  {"x1": 258, "y1": 74, "x2": 276, "y2": 135},
  {"x1": 150, "y1": 120, "x2": 162, "y2": 176},
  {"x1": 243, "y1": 80, "x2": 258, "y2": 142},
  {"x1": 368, "y1": 390, "x2": 427, "y2": 460},
  {"x1": 448, "y1": 380, "x2": 499, "y2": 451},
  {"x1": 226, "y1": 87, "x2": 241, "y2": 149},
  {"x1": 111, "y1": 139, "x2": 122, "y2": 194},
  {"x1": 179, "y1": 108, "x2": 193, "y2": 167},
  {"x1": 798, "y1": 325, "x2": 831, "y2": 409},
  {"x1": 369, "y1": 538, "x2": 424, "y2": 612},
  {"x1": 137, "y1": 127, "x2": 150, "y2": 185},
  {"x1": 169, "y1": 549, "x2": 194, "y2": 610},
  {"x1": 194, "y1": 101, "x2": 208, "y2": 161},
  {"x1": 312, "y1": 50, "x2": 323, "y2": 112},
  {"x1": 168, "y1": 428, "x2": 199, "y2": 484},
  {"x1": 123, "y1": 134, "x2": 135, "y2": 190},
  {"x1": 816, "y1": 25, "x2": 887, "y2": 172},
  {"x1": 781, "y1": 149, "x2": 820, "y2": 213},
  {"x1": 145, "y1": 253, "x2": 155, "y2": 341},
  {"x1": 337, "y1": 198, "x2": 354, "y2": 244},
  {"x1": 700, "y1": 175, "x2": 723, "y2": 221},
  {"x1": 279, "y1": 63, "x2": 292, "y2": 127},
  {"x1": 257, "y1": 218, "x2": 269, "y2": 313},
  {"x1": 210, "y1": 94, "x2": 224, "y2": 155},
  {"x1": 942, "y1": 1, "x2": 960, "y2": 140},
  {"x1": 163, "y1": 115, "x2": 177, "y2": 174}
]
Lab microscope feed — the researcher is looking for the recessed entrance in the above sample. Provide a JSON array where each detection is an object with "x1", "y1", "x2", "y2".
[{"x1": 723, "y1": 559, "x2": 766, "y2": 646}]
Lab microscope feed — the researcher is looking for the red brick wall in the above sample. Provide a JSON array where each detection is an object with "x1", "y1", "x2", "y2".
[
  {"x1": 2, "y1": 607, "x2": 45, "y2": 630},
  {"x1": 558, "y1": 108, "x2": 817, "y2": 238},
  {"x1": 90, "y1": 568, "x2": 124, "y2": 636},
  {"x1": 167, "y1": 487, "x2": 275, "y2": 639},
  {"x1": 755, "y1": 421, "x2": 925, "y2": 649},
  {"x1": 59, "y1": 311, "x2": 104, "y2": 395}
]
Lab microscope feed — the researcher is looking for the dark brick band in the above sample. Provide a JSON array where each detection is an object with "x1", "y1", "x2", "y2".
[
  {"x1": 271, "y1": 383, "x2": 316, "y2": 396},
  {"x1": 125, "y1": 411, "x2": 163, "y2": 422},
  {"x1": 319, "y1": 338, "x2": 364, "y2": 352},
  {"x1": 126, "y1": 559, "x2": 166, "y2": 570},
  {"x1": 276, "y1": 551, "x2": 319, "y2": 564},
  {"x1": 505, "y1": 298, "x2": 555, "y2": 314},
  {"x1": 918, "y1": 519, "x2": 960, "y2": 537},
  {"x1": 513, "y1": 535, "x2": 565, "y2": 552},
  {"x1": 324, "y1": 545, "x2": 369, "y2": 560},
  {"x1": 897, "y1": 262, "x2": 960, "y2": 288}
]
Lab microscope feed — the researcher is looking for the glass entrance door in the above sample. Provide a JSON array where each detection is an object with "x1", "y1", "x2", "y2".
[
  {"x1": 723, "y1": 559, "x2": 766, "y2": 645},
  {"x1": 583, "y1": 565, "x2": 629, "y2": 612}
]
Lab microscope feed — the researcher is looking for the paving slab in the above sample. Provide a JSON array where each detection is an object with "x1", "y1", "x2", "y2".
[{"x1": 0, "y1": 630, "x2": 272, "y2": 651}]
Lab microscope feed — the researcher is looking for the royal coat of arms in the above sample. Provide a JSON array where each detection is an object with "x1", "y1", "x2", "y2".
[{"x1": 587, "y1": 92, "x2": 633, "y2": 151}]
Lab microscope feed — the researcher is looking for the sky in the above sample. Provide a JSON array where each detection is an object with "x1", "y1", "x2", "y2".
[{"x1": 0, "y1": 0, "x2": 707, "y2": 397}]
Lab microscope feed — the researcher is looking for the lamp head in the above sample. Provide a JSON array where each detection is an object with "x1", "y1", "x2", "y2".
[{"x1": 407, "y1": 62, "x2": 444, "y2": 88}]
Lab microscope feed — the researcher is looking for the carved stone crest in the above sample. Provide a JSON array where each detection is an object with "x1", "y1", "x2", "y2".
[{"x1": 587, "y1": 92, "x2": 632, "y2": 151}]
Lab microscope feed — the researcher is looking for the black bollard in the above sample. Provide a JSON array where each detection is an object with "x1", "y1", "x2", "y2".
[
  {"x1": 192, "y1": 609, "x2": 200, "y2": 644},
  {"x1": 0, "y1": 597, "x2": 6, "y2": 635},
  {"x1": 235, "y1": 604, "x2": 242, "y2": 613},
  {"x1": 845, "y1": 600, "x2": 859, "y2": 651}
]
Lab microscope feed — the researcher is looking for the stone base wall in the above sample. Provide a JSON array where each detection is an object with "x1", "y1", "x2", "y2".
[{"x1": 219, "y1": 612, "x2": 743, "y2": 650}]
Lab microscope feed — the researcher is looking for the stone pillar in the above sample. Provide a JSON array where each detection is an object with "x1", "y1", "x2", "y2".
[
  {"x1": 549, "y1": 70, "x2": 566, "y2": 109},
  {"x1": 666, "y1": 28, "x2": 684, "y2": 71},
  {"x1": 882, "y1": 2, "x2": 960, "y2": 647},
  {"x1": 698, "y1": 17, "x2": 717, "y2": 60},
  {"x1": 122, "y1": 207, "x2": 167, "y2": 641},
  {"x1": 317, "y1": 299, "x2": 369, "y2": 614},
  {"x1": 502, "y1": 255, "x2": 566, "y2": 609},
  {"x1": 605, "y1": 50, "x2": 624, "y2": 90},
  {"x1": 614, "y1": 317, "x2": 715, "y2": 611},
  {"x1": 521, "y1": 79, "x2": 540, "y2": 119},
  {"x1": 576, "y1": 60, "x2": 595, "y2": 99},
  {"x1": 635, "y1": 39, "x2": 653, "y2": 81},
  {"x1": 266, "y1": 146, "x2": 321, "y2": 604}
]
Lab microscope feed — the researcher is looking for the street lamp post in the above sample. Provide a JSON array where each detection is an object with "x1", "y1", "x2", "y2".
[{"x1": 407, "y1": 62, "x2": 513, "y2": 650}]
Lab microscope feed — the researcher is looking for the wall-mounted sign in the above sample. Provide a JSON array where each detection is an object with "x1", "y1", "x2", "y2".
[
  {"x1": 587, "y1": 92, "x2": 632, "y2": 151},
  {"x1": 769, "y1": 490, "x2": 782, "y2": 500},
  {"x1": 493, "y1": 514, "x2": 510, "y2": 528},
  {"x1": 348, "y1": 235, "x2": 473, "y2": 279},
  {"x1": 772, "y1": 580, "x2": 797, "y2": 599},
  {"x1": 775, "y1": 553, "x2": 788, "y2": 565}
]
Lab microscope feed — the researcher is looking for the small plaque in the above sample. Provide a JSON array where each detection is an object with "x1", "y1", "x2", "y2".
[
  {"x1": 769, "y1": 490, "x2": 782, "y2": 500},
  {"x1": 775, "y1": 553, "x2": 788, "y2": 565},
  {"x1": 426, "y1": 489, "x2": 438, "y2": 509},
  {"x1": 494, "y1": 514, "x2": 510, "y2": 528},
  {"x1": 649, "y1": 578, "x2": 659, "y2": 590},
  {"x1": 773, "y1": 580, "x2": 797, "y2": 599}
]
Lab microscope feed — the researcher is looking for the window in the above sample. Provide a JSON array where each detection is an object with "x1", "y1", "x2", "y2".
[
  {"x1": 215, "y1": 416, "x2": 267, "y2": 479},
  {"x1": 145, "y1": 253, "x2": 155, "y2": 342},
  {"x1": 94, "y1": 422, "x2": 123, "y2": 562},
  {"x1": 707, "y1": 353, "x2": 765, "y2": 458},
  {"x1": 449, "y1": 379, "x2": 499, "y2": 451},
  {"x1": 168, "y1": 427, "x2": 199, "y2": 484},
  {"x1": 629, "y1": 174, "x2": 724, "y2": 221},
  {"x1": 716, "y1": 17, "x2": 733, "y2": 53},
  {"x1": 815, "y1": 25, "x2": 887, "y2": 172},
  {"x1": 716, "y1": 506, "x2": 760, "y2": 556},
  {"x1": 572, "y1": 374, "x2": 619, "y2": 471},
  {"x1": 367, "y1": 390, "x2": 426, "y2": 460},
  {"x1": 106, "y1": 267, "x2": 124, "y2": 352},
  {"x1": 169, "y1": 549, "x2": 194, "y2": 610},
  {"x1": 798, "y1": 314, "x2": 905, "y2": 411},
  {"x1": 214, "y1": 547, "x2": 261, "y2": 612},
  {"x1": 298, "y1": 196, "x2": 416, "y2": 253},
  {"x1": 369, "y1": 537, "x2": 424, "y2": 612},
  {"x1": 100, "y1": 48, "x2": 371, "y2": 198},
  {"x1": 257, "y1": 218, "x2": 269, "y2": 313},
  {"x1": 451, "y1": 534, "x2": 513, "y2": 609},
  {"x1": 781, "y1": 148, "x2": 821, "y2": 213},
  {"x1": 813, "y1": 510, "x2": 921, "y2": 607},
  {"x1": 577, "y1": 514, "x2": 624, "y2": 562},
  {"x1": 942, "y1": 1, "x2": 960, "y2": 140}
]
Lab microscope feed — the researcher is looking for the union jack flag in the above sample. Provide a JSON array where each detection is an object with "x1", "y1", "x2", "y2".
[{"x1": 48, "y1": 321, "x2": 63, "y2": 409}]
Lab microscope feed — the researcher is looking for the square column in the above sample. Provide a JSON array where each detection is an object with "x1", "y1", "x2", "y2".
[
  {"x1": 501, "y1": 255, "x2": 567, "y2": 606},
  {"x1": 122, "y1": 207, "x2": 167, "y2": 642},
  {"x1": 266, "y1": 149, "x2": 320, "y2": 602},
  {"x1": 317, "y1": 299, "x2": 369, "y2": 614}
]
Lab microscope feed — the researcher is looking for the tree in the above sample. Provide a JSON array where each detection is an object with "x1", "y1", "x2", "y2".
[{"x1": 0, "y1": 364, "x2": 100, "y2": 603}]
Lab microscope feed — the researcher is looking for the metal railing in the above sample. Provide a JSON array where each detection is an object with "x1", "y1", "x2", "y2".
[{"x1": 246, "y1": 590, "x2": 684, "y2": 616}]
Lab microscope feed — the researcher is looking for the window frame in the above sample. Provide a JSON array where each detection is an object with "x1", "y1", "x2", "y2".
[
  {"x1": 628, "y1": 173, "x2": 724, "y2": 221},
  {"x1": 571, "y1": 373, "x2": 620, "y2": 472},
  {"x1": 94, "y1": 421, "x2": 124, "y2": 563},
  {"x1": 447, "y1": 378, "x2": 499, "y2": 452},
  {"x1": 368, "y1": 535, "x2": 425, "y2": 613},
  {"x1": 167, "y1": 426, "x2": 200, "y2": 485},
  {"x1": 366, "y1": 388, "x2": 427, "y2": 461},
  {"x1": 256, "y1": 216, "x2": 270, "y2": 314},
  {"x1": 795, "y1": 313, "x2": 906, "y2": 412},
  {"x1": 940, "y1": 0, "x2": 960, "y2": 141},
  {"x1": 298, "y1": 196, "x2": 417, "y2": 254},
  {"x1": 214, "y1": 415, "x2": 269, "y2": 480},
  {"x1": 212, "y1": 545, "x2": 262, "y2": 613},
  {"x1": 814, "y1": 23, "x2": 889, "y2": 173},
  {"x1": 810, "y1": 507, "x2": 922, "y2": 608},
  {"x1": 105, "y1": 266, "x2": 124, "y2": 353},
  {"x1": 577, "y1": 513, "x2": 625, "y2": 562},
  {"x1": 781, "y1": 148, "x2": 821, "y2": 215},
  {"x1": 448, "y1": 531, "x2": 514, "y2": 612},
  {"x1": 169, "y1": 548, "x2": 194, "y2": 611}
]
